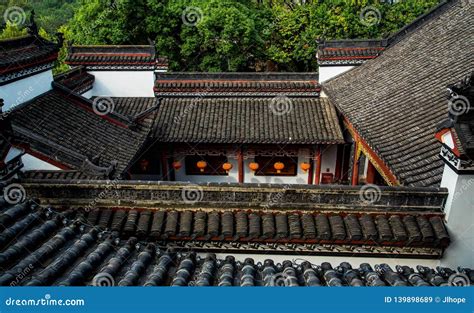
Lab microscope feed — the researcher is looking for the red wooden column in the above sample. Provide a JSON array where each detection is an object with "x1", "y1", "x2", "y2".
[
  {"x1": 351, "y1": 141, "x2": 360, "y2": 186},
  {"x1": 307, "y1": 158, "x2": 314, "y2": 185},
  {"x1": 160, "y1": 150, "x2": 169, "y2": 181},
  {"x1": 169, "y1": 147, "x2": 176, "y2": 181},
  {"x1": 334, "y1": 145, "x2": 343, "y2": 182},
  {"x1": 314, "y1": 146, "x2": 322, "y2": 185},
  {"x1": 237, "y1": 147, "x2": 244, "y2": 183},
  {"x1": 366, "y1": 160, "x2": 376, "y2": 184}
]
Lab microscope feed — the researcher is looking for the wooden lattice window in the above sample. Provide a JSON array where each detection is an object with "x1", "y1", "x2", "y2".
[
  {"x1": 185, "y1": 155, "x2": 228, "y2": 175},
  {"x1": 254, "y1": 156, "x2": 298, "y2": 176}
]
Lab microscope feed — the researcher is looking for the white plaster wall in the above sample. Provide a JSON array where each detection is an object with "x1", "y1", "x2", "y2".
[
  {"x1": 21, "y1": 154, "x2": 61, "y2": 171},
  {"x1": 172, "y1": 148, "x2": 338, "y2": 185},
  {"x1": 87, "y1": 71, "x2": 155, "y2": 97},
  {"x1": 0, "y1": 70, "x2": 53, "y2": 111},
  {"x1": 81, "y1": 89, "x2": 93, "y2": 99},
  {"x1": 5, "y1": 147, "x2": 60, "y2": 171},
  {"x1": 319, "y1": 144, "x2": 338, "y2": 182},
  {"x1": 244, "y1": 154, "x2": 308, "y2": 185},
  {"x1": 440, "y1": 165, "x2": 474, "y2": 268},
  {"x1": 318, "y1": 66, "x2": 354, "y2": 83},
  {"x1": 4, "y1": 147, "x2": 21, "y2": 162},
  {"x1": 174, "y1": 156, "x2": 240, "y2": 183}
]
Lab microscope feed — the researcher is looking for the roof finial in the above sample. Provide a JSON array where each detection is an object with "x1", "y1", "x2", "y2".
[
  {"x1": 67, "y1": 40, "x2": 74, "y2": 53},
  {"x1": 56, "y1": 32, "x2": 64, "y2": 47},
  {"x1": 27, "y1": 10, "x2": 38, "y2": 36}
]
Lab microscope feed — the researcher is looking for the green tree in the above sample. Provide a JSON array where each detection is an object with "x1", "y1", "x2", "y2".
[
  {"x1": 2, "y1": 0, "x2": 441, "y2": 72},
  {"x1": 0, "y1": 21, "x2": 27, "y2": 40}
]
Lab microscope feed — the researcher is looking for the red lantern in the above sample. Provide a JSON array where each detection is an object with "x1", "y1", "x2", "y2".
[
  {"x1": 197, "y1": 160, "x2": 207, "y2": 172},
  {"x1": 222, "y1": 162, "x2": 233, "y2": 173},
  {"x1": 139, "y1": 159, "x2": 150, "y2": 171},
  {"x1": 172, "y1": 161, "x2": 182, "y2": 171},
  {"x1": 249, "y1": 162, "x2": 259, "y2": 172},
  {"x1": 274, "y1": 162, "x2": 285, "y2": 173},
  {"x1": 300, "y1": 162, "x2": 311, "y2": 172}
]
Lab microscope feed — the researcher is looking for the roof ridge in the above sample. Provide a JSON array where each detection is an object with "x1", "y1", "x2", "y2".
[
  {"x1": 0, "y1": 34, "x2": 33, "y2": 44},
  {"x1": 71, "y1": 44, "x2": 153, "y2": 48},
  {"x1": 52, "y1": 82, "x2": 134, "y2": 129}
]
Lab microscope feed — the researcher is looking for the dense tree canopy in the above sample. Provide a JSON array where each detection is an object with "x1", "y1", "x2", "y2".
[
  {"x1": 0, "y1": 0, "x2": 78, "y2": 34},
  {"x1": 1, "y1": 0, "x2": 440, "y2": 72}
]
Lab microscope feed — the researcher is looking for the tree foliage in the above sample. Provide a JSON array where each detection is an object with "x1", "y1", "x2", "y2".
[
  {"x1": 2, "y1": 0, "x2": 441, "y2": 71},
  {"x1": 0, "y1": 0, "x2": 79, "y2": 34},
  {"x1": 0, "y1": 21, "x2": 27, "y2": 40}
]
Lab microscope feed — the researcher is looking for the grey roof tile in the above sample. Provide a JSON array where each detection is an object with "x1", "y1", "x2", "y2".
[{"x1": 324, "y1": 0, "x2": 473, "y2": 187}]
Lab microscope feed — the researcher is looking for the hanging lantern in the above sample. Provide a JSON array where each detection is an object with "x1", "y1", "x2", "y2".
[
  {"x1": 222, "y1": 162, "x2": 233, "y2": 173},
  {"x1": 196, "y1": 160, "x2": 207, "y2": 172},
  {"x1": 300, "y1": 162, "x2": 311, "y2": 172},
  {"x1": 249, "y1": 162, "x2": 259, "y2": 172},
  {"x1": 172, "y1": 161, "x2": 182, "y2": 171},
  {"x1": 274, "y1": 162, "x2": 285, "y2": 173},
  {"x1": 139, "y1": 159, "x2": 150, "y2": 172}
]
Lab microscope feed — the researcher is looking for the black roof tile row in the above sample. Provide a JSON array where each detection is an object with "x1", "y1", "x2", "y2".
[
  {"x1": 0, "y1": 200, "x2": 469, "y2": 287},
  {"x1": 9, "y1": 91, "x2": 155, "y2": 175},
  {"x1": 65, "y1": 45, "x2": 168, "y2": 69},
  {"x1": 0, "y1": 35, "x2": 59, "y2": 75},
  {"x1": 323, "y1": 0, "x2": 473, "y2": 187},
  {"x1": 154, "y1": 72, "x2": 320, "y2": 97},
  {"x1": 152, "y1": 97, "x2": 344, "y2": 144}
]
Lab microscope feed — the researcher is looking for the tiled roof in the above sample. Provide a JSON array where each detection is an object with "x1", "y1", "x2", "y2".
[
  {"x1": 65, "y1": 45, "x2": 168, "y2": 70},
  {"x1": 0, "y1": 200, "x2": 468, "y2": 286},
  {"x1": 0, "y1": 35, "x2": 59, "y2": 76},
  {"x1": 154, "y1": 72, "x2": 320, "y2": 97},
  {"x1": 323, "y1": 0, "x2": 473, "y2": 187},
  {"x1": 82, "y1": 207, "x2": 450, "y2": 251},
  {"x1": 446, "y1": 72, "x2": 474, "y2": 160},
  {"x1": 152, "y1": 97, "x2": 344, "y2": 144},
  {"x1": 9, "y1": 91, "x2": 154, "y2": 176},
  {"x1": 453, "y1": 119, "x2": 474, "y2": 160},
  {"x1": 96, "y1": 97, "x2": 157, "y2": 120},
  {"x1": 54, "y1": 67, "x2": 95, "y2": 94},
  {"x1": 0, "y1": 100, "x2": 13, "y2": 160},
  {"x1": 18, "y1": 180, "x2": 450, "y2": 258},
  {"x1": 317, "y1": 39, "x2": 388, "y2": 66},
  {"x1": 21, "y1": 170, "x2": 98, "y2": 181}
]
